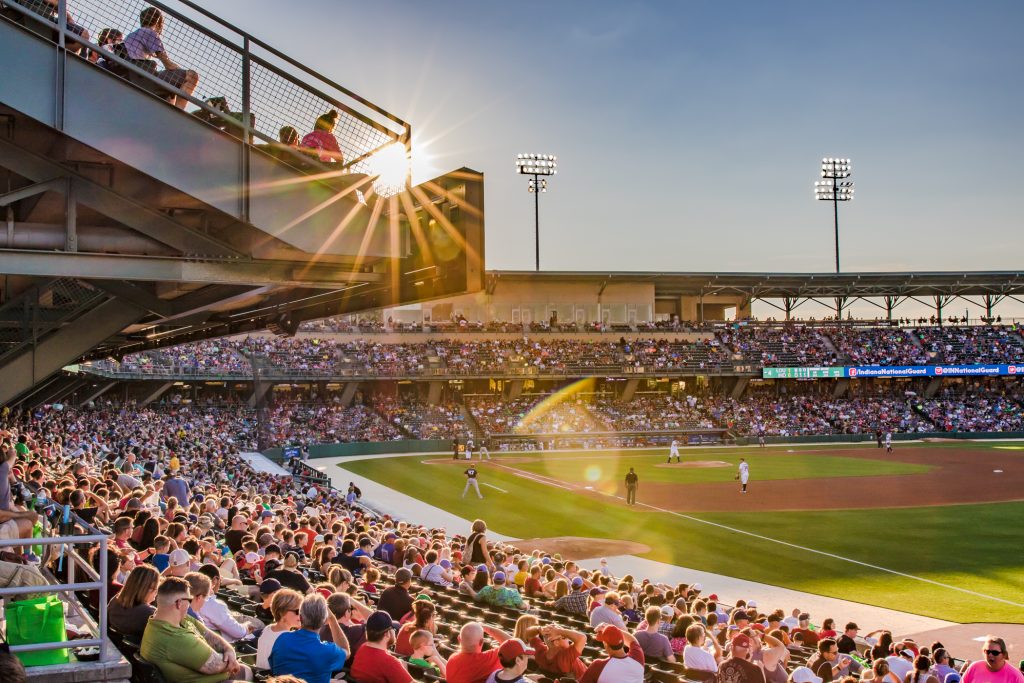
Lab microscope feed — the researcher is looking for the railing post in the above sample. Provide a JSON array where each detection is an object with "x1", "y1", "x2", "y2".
[
  {"x1": 98, "y1": 535, "x2": 108, "y2": 660},
  {"x1": 55, "y1": 0, "x2": 67, "y2": 130},
  {"x1": 240, "y1": 37, "x2": 252, "y2": 222}
]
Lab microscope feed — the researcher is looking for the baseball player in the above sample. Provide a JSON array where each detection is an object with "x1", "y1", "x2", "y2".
[
  {"x1": 462, "y1": 464, "x2": 483, "y2": 498},
  {"x1": 465, "y1": 437, "x2": 474, "y2": 460},
  {"x1": 624, "y1": 467, "x2": 639, "y2": 505},
  {"x1": 478, "y1": 438, "x2": 490, "y2": 460},
  {"x1": 757, "y1": 429, "x2": 766, "y2": 448},
  {"x1": 884, "y1": 431, "x2": 893, "y2": 453},
  {"x1": 737, "y1": 457, "x2": 750, "y2": 493},
  {"x1": 667, "y1": 439, "x2": 680, "y2": 463}
]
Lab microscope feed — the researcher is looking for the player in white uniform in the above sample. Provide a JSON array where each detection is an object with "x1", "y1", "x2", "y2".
[
  {"x1": 667, "y1": 439, "x2": 680, "y2": 463},
  {"x1": 884, "y1": 431, "x2": 893, "y2": 453},
  {"x1": 465, "y1": 437, "x2": 474, "y2": 460},
  {"x1": 738, "y1": 457, "x2": 750, "y2": 493}
]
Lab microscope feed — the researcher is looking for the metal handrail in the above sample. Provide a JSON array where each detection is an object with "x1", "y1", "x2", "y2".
[{"x1": 0, "y1": 516, "x2": 109, "y2": 660}]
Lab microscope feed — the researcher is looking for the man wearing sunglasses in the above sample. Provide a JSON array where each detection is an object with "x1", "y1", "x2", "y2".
[
  {"x1": 962, "y1": 637, "x2": 1024, "y2": 683},
  {"x1": 141, "y1": 576, "x2": 253, "y2": 681}
]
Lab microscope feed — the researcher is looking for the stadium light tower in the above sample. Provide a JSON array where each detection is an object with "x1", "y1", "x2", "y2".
[
  {"x1": 815, "y1": 157, "x2": 854, "y2": 273},
  {"x1": 516, "y1": 153, "x2": 557, "y2": 271}
]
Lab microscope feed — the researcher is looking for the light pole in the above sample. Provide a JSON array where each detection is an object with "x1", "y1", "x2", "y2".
[
  {"x1": 814, "y1": 157, "x2": 854, "y2": 272},
  {"x1": 516, "y1": 153, "x2": 557, "y2": 271}
]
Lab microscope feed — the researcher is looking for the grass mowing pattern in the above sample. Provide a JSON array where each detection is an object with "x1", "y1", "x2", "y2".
[{"x1": 337, "y1": 445, "x2": 1024, "y2": 624}]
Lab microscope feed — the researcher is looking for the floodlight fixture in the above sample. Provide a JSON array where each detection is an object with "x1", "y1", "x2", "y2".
[
  {"x1": 516, "y1": 153, "x2": 558, "y2": 271},
  {"x1": 815, "y1": 156, "x2": 854, "y2": 272}
]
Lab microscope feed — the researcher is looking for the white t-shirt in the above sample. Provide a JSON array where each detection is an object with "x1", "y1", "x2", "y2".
[
  {"x1": 684, "y1": 644, "x2": 719, "y2": 672},
  {"x1": 256, "y1": 626, "x2": 287, "y2": 670},
  {"x1": 886, "y1": 656, "x2": 914, "y2": 680},
  {"x1": 595, "y1": 654, "x2": 644, "y2": 682}
]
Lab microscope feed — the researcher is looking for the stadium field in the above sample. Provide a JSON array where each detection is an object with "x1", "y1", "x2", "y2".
[{"x1": 336, "y1": 442, "x2": 1024, "y2": 624}]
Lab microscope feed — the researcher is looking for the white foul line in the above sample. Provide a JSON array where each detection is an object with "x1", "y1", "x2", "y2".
[
  {"x1": 628, "y1": 496, "x2": 1024, "y2": 609},
  {"x1": 482, "y1": 483, "x2": 508, "y2": 493}
]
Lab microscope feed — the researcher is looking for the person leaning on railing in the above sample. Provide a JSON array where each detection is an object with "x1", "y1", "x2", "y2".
[{"x1": 123, "y1": 7, "x2": 199, "y2": 109}]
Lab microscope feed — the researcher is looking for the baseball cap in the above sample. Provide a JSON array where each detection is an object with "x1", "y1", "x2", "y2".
[
  {"x1": 395, "y1": 568, "x2": 412, "y2": 584},
  {"x1": 366, "y1": 611, "x2": 393, "y2": 632},
  {"x1": 259, "y1": 579, "x2": 282, "y2": 596},
  {"x1": 477, "y1": 564, "x2": 489, "y2": 573},
  {"x1": 168, "y1": 549, "x2": 190, "y2": 567},
  {"x1": 660, "y1": 605, "x2": 674, "y2": 618},
  {"x1": 732, "y1": 633, "x2": 753, "y2": 649},
  {"x1": 901, "y1": 649, "x2": 915, "y2": 658},
  {"x1": 734, "y1": 610, "x2": 751, "y2": 622},
  {"x1": 746, "y1": 599, "x2": 757, "y2": 608},
  {"x1": 708, "y1": 593, "x2": 719, "y2": 602},
  {"x1": 799, "y1": 612, "x2": 811, "y2": 621},
  {"x1": 692, "y1": 582, "x2": 703, "y2": 592},
  {"x1": 790, "y1": 666, "x2": 824, "y2": 683},
  {"x1": 385, "y1": 532, "x2": 397, "y2": 539},
  {"x1": 498, "y1": 638, "x2": 535, "y2": 660},
  {"x1": 595, "y1": 623, "x2": 624, "y2": 649},
  {"x1": 440, "y1": 559, "x2": 452, "y2": 569},
  {"x1": 493, "y1": 571, "x2": 506, "y2": 583},
  {"x1": 571, "y1": 576, "x2": 584, "y2": 588},
  {"x1": 845, "y1": 622, "x2": 859, "y2": 631},
  {"x1": 944, "y1": 675, "x2": 961, "y2": 683}
]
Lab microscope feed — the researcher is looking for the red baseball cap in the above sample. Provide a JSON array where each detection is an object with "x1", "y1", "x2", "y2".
[
  {"x1": 595, "y1": 623, "x2": 625, "y2": 649},
  {"x1": 732, "y1": 633, "x2": 753, "y2": 649},
  {"x1": 498, "y1": 638, "x2": 534, "y2": 660}
]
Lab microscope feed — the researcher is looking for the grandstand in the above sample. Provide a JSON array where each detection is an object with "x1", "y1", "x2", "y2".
[{"x1": 1, "y1": 1, "x2": 1023, "y2": 682}]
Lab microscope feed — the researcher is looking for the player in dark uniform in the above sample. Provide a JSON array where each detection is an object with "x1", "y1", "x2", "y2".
[
  {"x1": 624, "y1": 467, "x2": 639, "y2": 505},
  {"x1": 462, "y1": 465, "x2": 482, "y2": 498}
]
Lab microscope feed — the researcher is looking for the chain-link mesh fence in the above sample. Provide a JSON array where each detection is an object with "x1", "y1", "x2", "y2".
[{"x1": 3, "y1": 0, "x2": 408, "y2": 195}]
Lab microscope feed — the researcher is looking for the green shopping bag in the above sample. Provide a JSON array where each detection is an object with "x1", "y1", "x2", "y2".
[{"x1": 4, "y1": 594, "x2": 70, "y2": 667}]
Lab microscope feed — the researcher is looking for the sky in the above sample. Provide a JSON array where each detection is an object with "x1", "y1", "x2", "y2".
[{"x1": 217, "y1": 0, "x2": 1024, "y2": 319}]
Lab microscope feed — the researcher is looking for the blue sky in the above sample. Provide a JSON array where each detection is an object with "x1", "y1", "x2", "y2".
[{"x1": 218, "y1": 0, "x2": 1024, "y2": 317}]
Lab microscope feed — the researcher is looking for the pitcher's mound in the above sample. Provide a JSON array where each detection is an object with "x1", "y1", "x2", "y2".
[
  {"x1": 506, "y1": 536, "x2": 651, "y2": 560},
  {"x1": 654, "y1": 460, "x2": 731, "y2": 469}
]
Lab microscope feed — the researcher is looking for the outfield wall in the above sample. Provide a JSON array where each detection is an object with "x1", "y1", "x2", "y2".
[{"x1": 734, "y1": 431, "x2": 1024, "y2": 446}]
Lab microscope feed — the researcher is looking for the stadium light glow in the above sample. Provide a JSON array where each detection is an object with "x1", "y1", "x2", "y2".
[
  {"x1": 516, "y1": 153, "x2": 558, "y2": 271},
  {"x1": 815, "y1": 156, "x2": 854, "y2": 272}
]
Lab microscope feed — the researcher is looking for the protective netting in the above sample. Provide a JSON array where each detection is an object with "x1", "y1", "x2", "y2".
[{"x1": 4, "y1": 0, "x2": 407, "y2": 193}]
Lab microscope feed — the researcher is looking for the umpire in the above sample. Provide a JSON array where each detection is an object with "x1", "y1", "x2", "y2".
[{"x1": 625, "y1": 467, "x2": 639, "y2": 505}]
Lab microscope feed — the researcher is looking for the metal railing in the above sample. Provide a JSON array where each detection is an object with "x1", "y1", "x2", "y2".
[
  {"x1": 1, "y1": 0, "x2": 410, "y2": 196},
  {"x1": 0, "y1": 512, "x2": 109, "y2": 661}
]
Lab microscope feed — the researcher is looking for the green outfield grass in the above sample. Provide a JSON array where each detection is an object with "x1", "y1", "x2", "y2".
[
  {"x1": 508, "y1": 448, "x2": 929, "y2": 485},
  {"x1": 336, "y1": 444, "x2": 1024, "y2": 624}
]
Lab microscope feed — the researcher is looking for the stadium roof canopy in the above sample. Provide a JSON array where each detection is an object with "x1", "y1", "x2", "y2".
[{"x1": 487, "y1": 270, "x2": 1024, "y2": 316}]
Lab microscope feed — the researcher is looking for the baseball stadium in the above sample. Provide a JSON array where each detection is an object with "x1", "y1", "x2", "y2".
[{"x1": 0, "y1": 1, "x2": 1021, "y2": 683}]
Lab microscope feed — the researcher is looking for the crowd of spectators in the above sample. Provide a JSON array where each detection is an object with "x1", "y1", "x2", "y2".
[
  {"x1": 915, "y1": 325, "x2": 1024, "y2": 365},
  {"x1": 376, "y1": 397, "x2": 468, "y2": 440},
  {"x1": 87, "y1": 323, "x2": 1024, "y2": 384},
  {"x1": 828, "y1": 328, "x2": 930, "y2": 366},
  {"x1": 2, "y1": 405, "x2": 1017, "y2": 683}
]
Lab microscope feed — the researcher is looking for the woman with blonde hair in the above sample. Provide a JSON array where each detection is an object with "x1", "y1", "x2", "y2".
[
  {"x1": 256, "y1": 588, "x2": 302, "y2": 670},
  {"x1": 513, "y1": 613, "x2": 540, "y2": 642},
  {"x1": 108, "y1": 564, "x2": 159, "y2": 639}
]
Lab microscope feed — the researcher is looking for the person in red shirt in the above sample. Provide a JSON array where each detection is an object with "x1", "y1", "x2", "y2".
[
  {"x1": 349, "y1": 610, "x2": 413, "y2": 683},
  {"x1": 446, "y1": 621, "x2": 512, "y2": 683},
  {"x1": 793, "y1": 613, "x2": 820, "y2": 648},
  {"x1": 580, "y1": 623, "x2": 646, "y2": 683},
  {"x1": 531, "y1": 623, "x2": 588, "y2": 680}
]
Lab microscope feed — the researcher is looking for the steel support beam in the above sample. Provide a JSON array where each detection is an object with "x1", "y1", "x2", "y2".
[
  {"x1": 0, "y1": 297, "x2": 147, "y2": 405},
  {"x1": 0, "y1": 250, "x2": 382, "y2": 287},
  {"x1": 0, "y1": 137, "x2": 242, "y2": 257},
  {"x1": 139, "y1": 382, "x2": 174, "y2": 407},
  {"x1": 78, "y1": 380, "x2": 117, "y2": 406}
]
